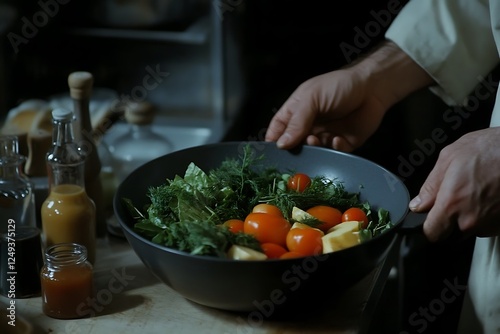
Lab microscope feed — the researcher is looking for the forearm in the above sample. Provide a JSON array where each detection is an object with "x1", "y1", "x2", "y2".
[
  {"x1": 356, "y1": 41, "x2": 435, "y2": 109},
  {"x1": 385, "y1": 0, "x2": 498, "y2": 106}
]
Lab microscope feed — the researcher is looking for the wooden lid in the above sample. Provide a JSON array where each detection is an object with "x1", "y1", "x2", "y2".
[
  {"x1": 68, "y1": 71, "x2": 94, "y2": 100},
  {"x1": 124, "y1": 102, "x2": 156, "y2": 125}
]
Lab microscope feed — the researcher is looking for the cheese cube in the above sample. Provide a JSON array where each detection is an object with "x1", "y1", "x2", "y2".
[
  {"x1": 291, "y1": 206, "x2": 316, "y2": 222},
  {"x1": 227, "y1": 245, "x2": 267, "y2": 261},
  {"x1": 290, "y1": 222, "x2": 324, "y2": 235},
  {"x1": 322, "y1": 221, "x2": 361, "y2": 253}
]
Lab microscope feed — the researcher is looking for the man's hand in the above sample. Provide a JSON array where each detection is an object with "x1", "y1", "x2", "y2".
[
  {"x1": 410, "y1": 127, "x2": 500, "y2": 241},
  {"x1": 265, "y1": 41, "x2": 434, "y2": 152},
  {"x1": 264, "y1": 68, "x2": 387, "y2": 152}
]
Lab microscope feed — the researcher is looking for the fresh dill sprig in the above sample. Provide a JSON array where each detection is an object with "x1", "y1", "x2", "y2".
[
  {"x1": 259, "y1": 175, "x2": 361, "y2": 220},
  {"x1": 125, "y1": 143, "x2": 393, "y2": 257}
]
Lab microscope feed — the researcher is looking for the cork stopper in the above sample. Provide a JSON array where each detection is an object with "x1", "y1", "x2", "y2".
[
  {"x1": 124, "y1": 102, "x2": 156, "y2": 125},
  {"x1": 68, "y1": 71, "x2": 94, "y2": 100}
]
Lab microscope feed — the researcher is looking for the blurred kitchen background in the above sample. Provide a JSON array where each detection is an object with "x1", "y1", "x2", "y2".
[{"x1": 0, "y1": 1, "x2": 498, "y2": 332}]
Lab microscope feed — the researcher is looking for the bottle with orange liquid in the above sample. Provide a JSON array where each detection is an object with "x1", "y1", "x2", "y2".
[{"x1": 41, "y1": 108, "x2": 96, "y2": 264}]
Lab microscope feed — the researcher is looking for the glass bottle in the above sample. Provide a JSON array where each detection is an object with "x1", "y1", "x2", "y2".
[
  {"x1": 68, "y1": 71, "x2": 106, "y2": 237},
  {"x1": 41, "y1": 108, "x2": 96, "y2": 264},
  {"x1": 40, "y1": 243, "x2": 94, "y2": 319},
  {"x1": 108, "y1": 101, "x2": 172, "y2": 183},
  {"x1": 0, "y1": 226, "x2": 44, "y2": 298},
  {"x1": 0, "y1": 135, "x2": 36, "y2": 233}
]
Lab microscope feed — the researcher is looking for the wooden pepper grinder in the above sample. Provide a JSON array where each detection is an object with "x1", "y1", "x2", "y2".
[{"x1": 68, "y1": 71, "x2": 106, "y2": 237}]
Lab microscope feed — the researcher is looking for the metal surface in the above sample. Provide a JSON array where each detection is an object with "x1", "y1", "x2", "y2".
[{"x1": 114, "y1": 141, "x2": 412, "y2": 312}]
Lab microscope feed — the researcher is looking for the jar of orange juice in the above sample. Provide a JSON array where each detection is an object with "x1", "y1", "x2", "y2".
[
  {"x1": 40, "y1": 243, "x2": 94, "y2": 319},
  {"x1": 41, "y1": 108, "x2": 96, "y2": 263}
]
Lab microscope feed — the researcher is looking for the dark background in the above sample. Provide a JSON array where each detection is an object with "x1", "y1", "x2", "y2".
[
  {"x1": 234, "y1": 2, "x2": 496, "y2": 332},
  {"x1": 1, "y1": 1, "x2": 497, "y2": 332}
]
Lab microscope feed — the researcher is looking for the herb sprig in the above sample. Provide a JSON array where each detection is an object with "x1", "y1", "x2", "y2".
[{"x1": 124, "y1": 144, "x2": 393, "y2": 257}]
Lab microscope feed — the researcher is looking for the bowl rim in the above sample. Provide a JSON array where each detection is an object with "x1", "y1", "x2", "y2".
[{"x1": 114, "y1": 141, "x2": 410, "y2": 262}]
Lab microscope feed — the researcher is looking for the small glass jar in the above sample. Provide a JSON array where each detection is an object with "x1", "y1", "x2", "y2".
[{"x1": 40, "y1": 243, "x2": 94, "y2": 319}]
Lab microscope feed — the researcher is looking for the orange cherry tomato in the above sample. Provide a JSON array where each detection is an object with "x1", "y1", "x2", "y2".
[
  {"x1": 342, "y1": 207, "x2": 369, "y2": 228},
  {"x1": 286, "y1": 228, "x2": 323, "y2": 256},
  {"x1": 279, "y1": 251, "x2": 304, "y2": 259},
  {"x1": 306, "y1": 205, "x2": 343, "y2": 231},
  {"x1": 261, "y1": 242, "x2": 288, "y2": 259},
  {"x1": 244, "y1": 212, "x2": 291, "y2": 247},
  {"x1": 252, "y1": 203, "x2": 284, "y2": 217},
  {"x1": 223, "y1": 219, "x2": 245, "y2": 233},
  {"x1": 287, "y1": 173, "x2": 311, "y2": 192}
]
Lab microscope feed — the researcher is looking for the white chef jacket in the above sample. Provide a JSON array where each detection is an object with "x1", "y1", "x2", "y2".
[{"x1": 385, "y1": 0, "x2": 500, "y2": 333}]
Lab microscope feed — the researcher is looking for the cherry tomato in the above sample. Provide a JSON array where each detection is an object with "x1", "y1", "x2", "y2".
[
  {"x1": 252, "y1": 203, "x2": 283, "y2": 217},
  {"x1": 244, "y1": 212, "x2": 291, "y2": 247},
  {"x1": 306, "y1": 205, "x2": 343, "y2": 231},
  {"x1": 261, "y1": 242, "x2": 288, "y2": 259},
  {"x1": 279, "y1": 251, "x2": 305, "y2": 259},
  {"x1": 342, "y1": 207, "x2": 369, "y2": 228},
  {"x1": 287, "y1": 173, "x2": 311, "y2": 192},
  {"x1": 223, "y1": 219, "x2": 245, "y2": 233},
  {"x1": 286, "y1": 227, "x2": 323, "y2": 256}
]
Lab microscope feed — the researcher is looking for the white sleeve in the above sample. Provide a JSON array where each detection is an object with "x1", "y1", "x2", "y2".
[{"x1": 385, "y1": 0, "x2": 499, "y2": 106}]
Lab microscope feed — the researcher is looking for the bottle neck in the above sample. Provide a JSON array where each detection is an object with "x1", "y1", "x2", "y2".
[
  {"x1": 72, "y1": 98, "x2": 93, "y2": 140},
  {"x1": 47, "y1": 118, "x2": 86, "y2": 189},
  {"x1": 0, "y1": 158, "x2": 24, "y2": 180},
  {"x1": 0, "y1": 135, "x2": 26, "y2": 181}
]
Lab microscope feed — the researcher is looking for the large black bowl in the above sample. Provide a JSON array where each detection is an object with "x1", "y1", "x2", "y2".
[{"x1": 113, "y1": 141, "x2": 410, "y2": 313}]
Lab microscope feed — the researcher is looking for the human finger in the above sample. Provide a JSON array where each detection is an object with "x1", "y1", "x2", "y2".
[
  {"x1": 265, "y1": 97, "x2": 315, "y2": 149},
  {"x1": 331, "y1": 136, "x2": 356, "y2": 152},
  {"x1": 409, "y1": 148, "x2": 452, "y2": 213},
  {"x1": 419, "y1": 158, "x2": 467, "y2": 242}
]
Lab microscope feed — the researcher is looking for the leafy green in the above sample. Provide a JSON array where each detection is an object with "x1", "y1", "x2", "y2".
[
  {"x1": 261, "y1": 174, "x2": 361, "y2": 220},
  {"x1": 124, "y1": 144, "x2": 393, "y2": 258},
  {"x1": 363, "y1": 208, "x2": 393, "y2": 239}
]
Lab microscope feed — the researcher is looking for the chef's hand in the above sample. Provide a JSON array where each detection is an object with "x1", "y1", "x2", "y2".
[
  {"x1": 264, "y1": 68, "x2": 388, "y2": 152},
  {"x1": 265, "y1": 41, "x2": 434, "y2": 151},
  {"x1": 409, "y1": 127, "x2": 500, "y2": 241}
]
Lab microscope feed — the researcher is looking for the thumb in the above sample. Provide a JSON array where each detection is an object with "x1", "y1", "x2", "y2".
[
  {"x1": 306, "y1": 135, "x2": 356, "y2": 152},
  {"x1": 409, "y1": 161, "x2": 447, "y2": 212},
  {"x1": 267, "y1": 95, "x2": 316, "y2": 150}
]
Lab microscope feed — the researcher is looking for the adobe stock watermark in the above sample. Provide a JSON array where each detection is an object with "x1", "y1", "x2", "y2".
[
  {"x1": 393, "y1": 73, "x2": 498, "y2": 186},
  {"x1": 75, "y1": 267, "x2": 136, "y2": 318},
  {"x1": 400, "y1": 277, "x2": 467, "y2": 334},
  {"x1": 77, "y1": 63, "x2": 169, "y2": 157},
  {"x1": 112, "y1": 64, "x2": 170, "y2": 113},
  {"x1": 339, "y1": 0, "x2": 404, "y2": 64},
  {"x1": 212, "y1": 0, "x2": 244, "y2": 20},
  {"x1": 8, "y1": 0, "x2": 71, "y2": 54},
  {"x1": 229, "y1": 252, "x2": 329, "y2": 334}
]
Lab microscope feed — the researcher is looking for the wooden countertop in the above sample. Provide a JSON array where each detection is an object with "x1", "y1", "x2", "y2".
[{"x1": 2, "y1": 235, "x2": 399, "y2": 334}]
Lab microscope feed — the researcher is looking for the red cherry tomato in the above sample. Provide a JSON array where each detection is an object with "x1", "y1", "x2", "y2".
[
  {"x1": 261, "y1": 242, "x2": 288, "y2": 259},
  {"x1": 223, "y1": 219, "x2": 245, "y2": 234},
  {"x1": 244, "y1": 213, "x2": 291, "y2": 247},
  {"x1": 287, "y1": 173, "x2": 311, "y2": 192},
  {"x1": 286, "y1": 228, "x2": 323, "y2": 256},
  {"x1": 279, "y1": 251, "x2": 305, "y2": 259},
  {"x1": 306, "y1": 205, "x2": 343, "y2": 231},
  {"x1": 342, "y1": 207, "x2": 369, "y2": 228},
  {"x1": 252, "y1": 203, "x2": 284, "y2": 217}
]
